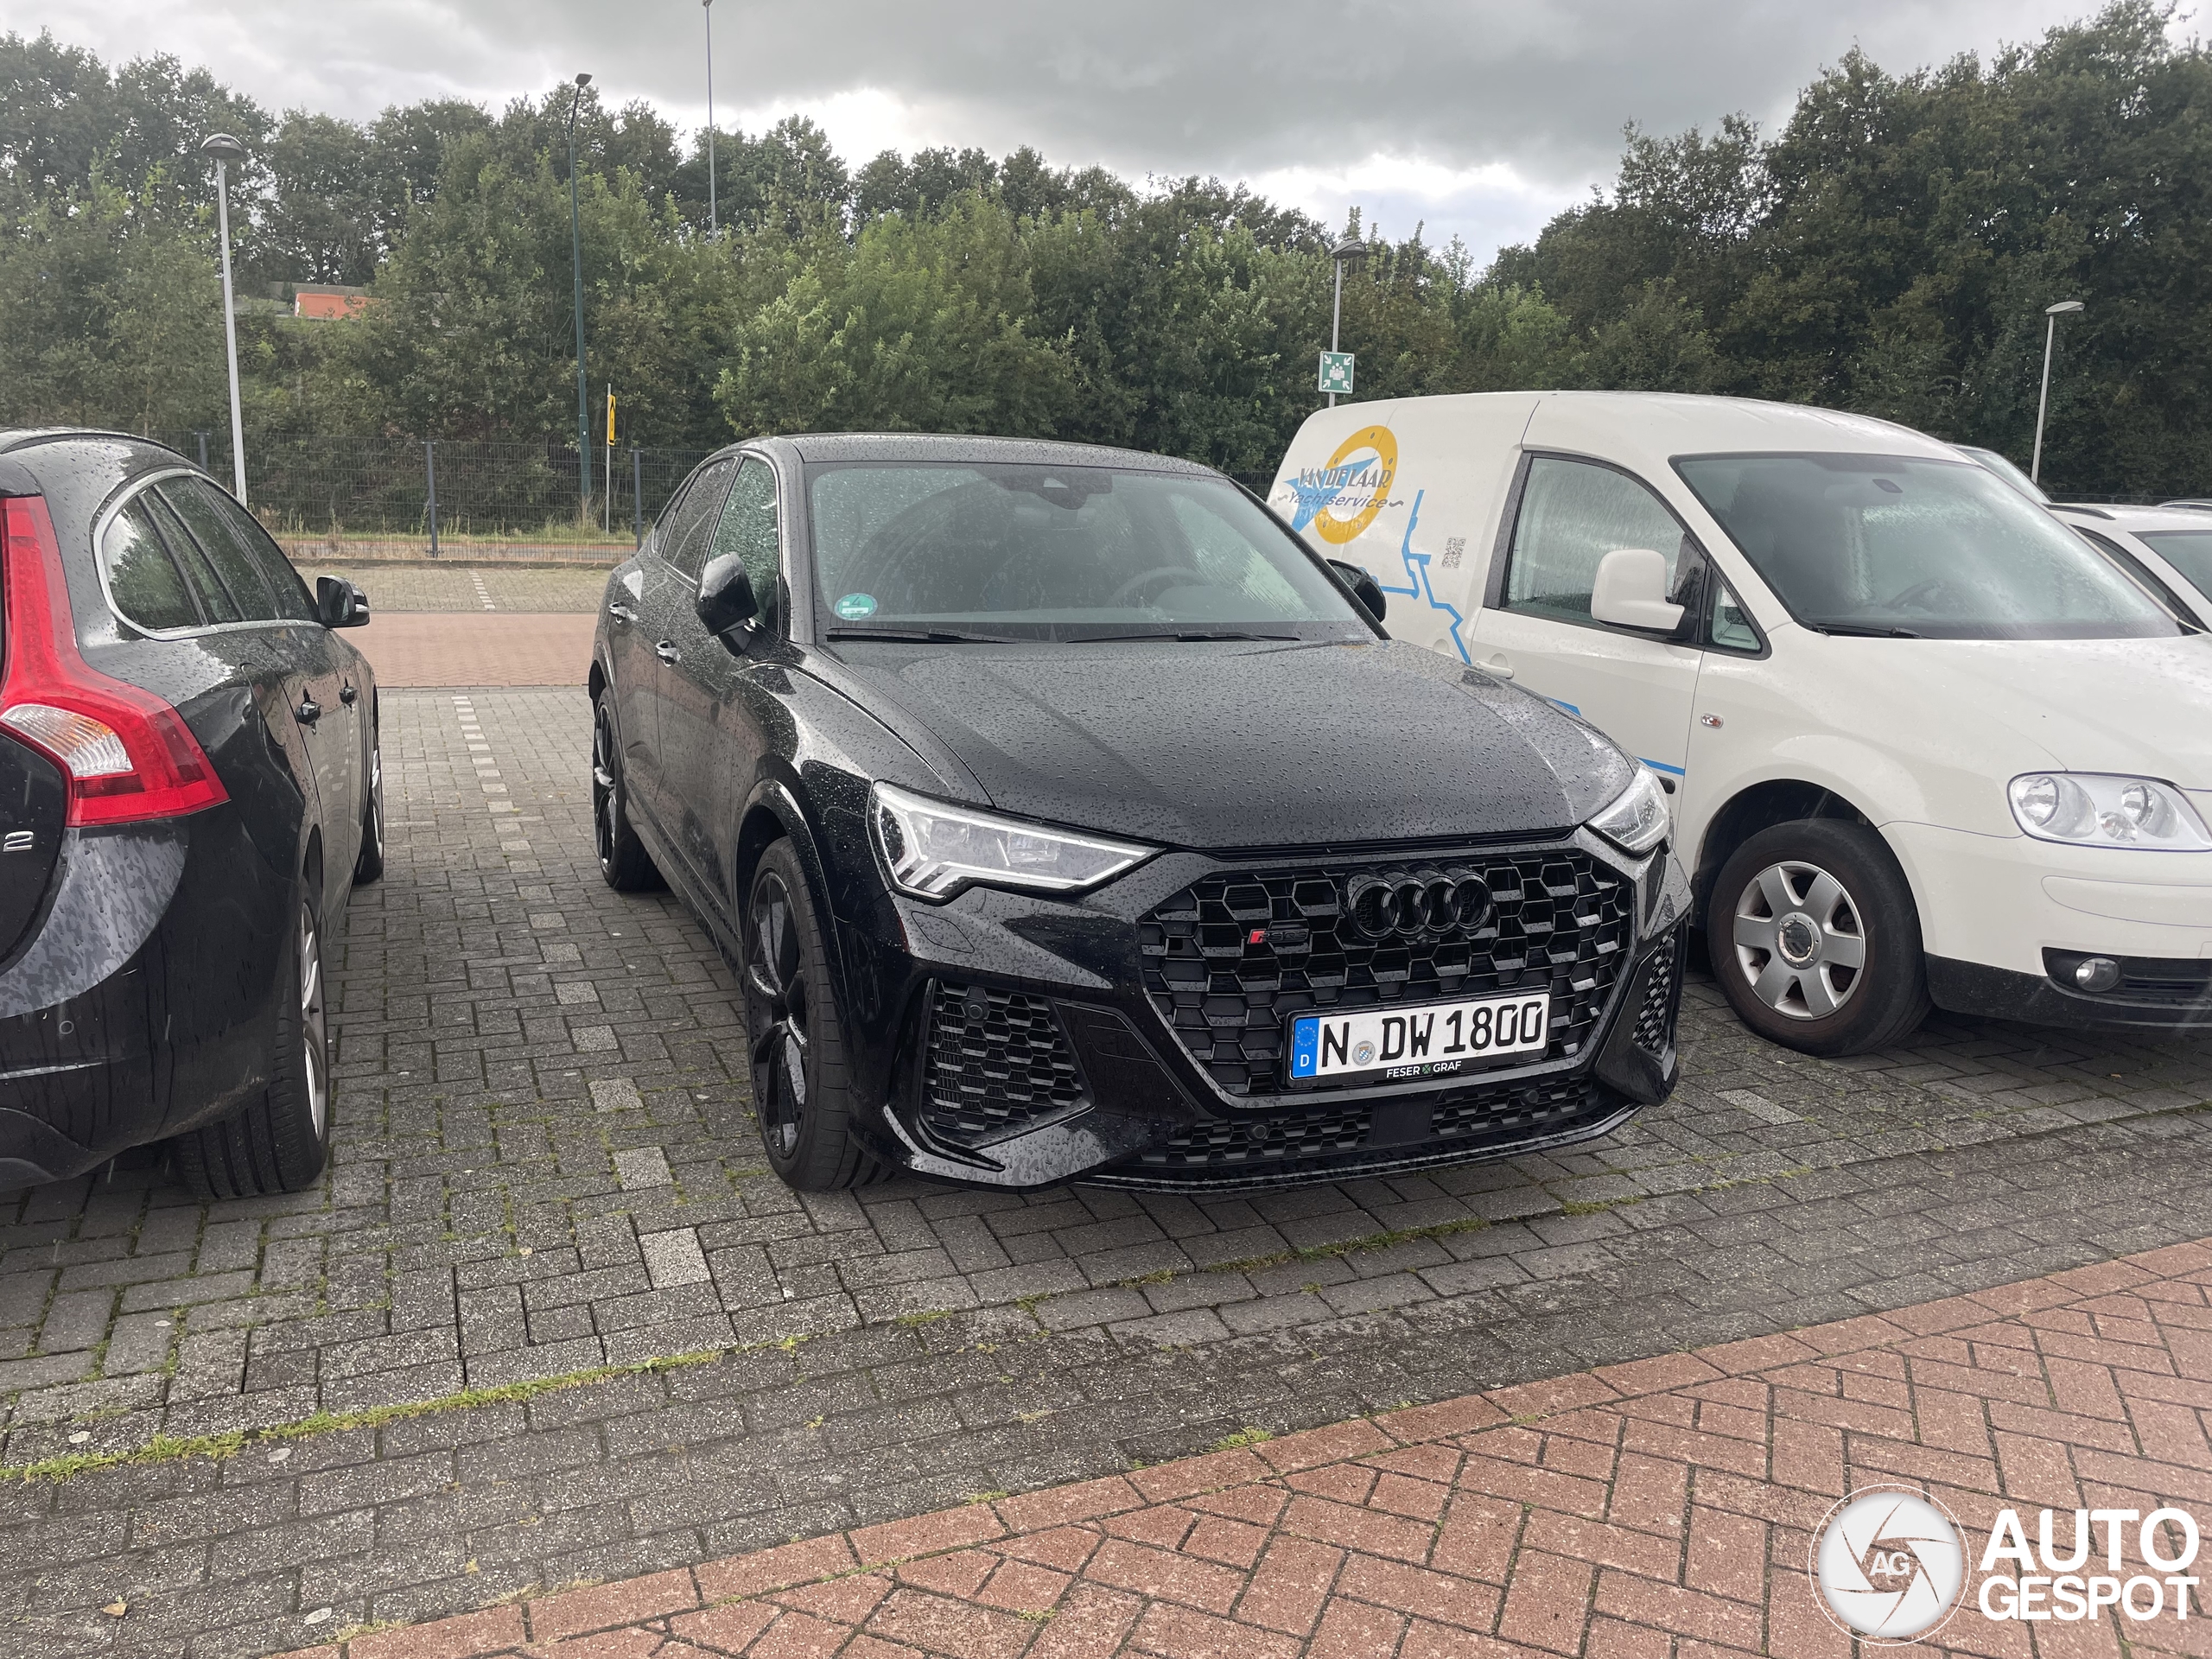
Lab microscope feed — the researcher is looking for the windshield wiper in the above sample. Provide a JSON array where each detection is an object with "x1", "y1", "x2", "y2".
[
  {"x1": 1062, "y1": 629, "x2": 1304, "y2": 643},
  {"x1": 823, "y1": 626, "x2": 1022, "y2": 644},
  {"x1": 1808, "y1": 622, "x2": 1923, "y2": 639}
]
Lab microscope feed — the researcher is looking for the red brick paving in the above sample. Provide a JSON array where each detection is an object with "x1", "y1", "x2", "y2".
[
  {"x1": 352, "y1": 613, "x2": 594, "y2": 687},
  {"x1": 276, "y1": 1239, "x2": 2212, "y2": 1658}
]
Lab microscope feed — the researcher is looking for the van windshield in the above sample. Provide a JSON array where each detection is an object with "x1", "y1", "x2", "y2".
[
  {"x1": 2139, "y1": 531, "x2": 2212, "y2": 602},
  {"x1": 804, "y1": 462, "x2": 1368, "y2": 641},
  {"x1": 1675, "y1": 453, "x2": 2177, "y2": 640}
]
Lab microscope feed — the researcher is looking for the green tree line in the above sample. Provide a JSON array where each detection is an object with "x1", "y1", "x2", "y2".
[{"x1": 2, "y1": 3, "x2": 2206, "y2": 493}]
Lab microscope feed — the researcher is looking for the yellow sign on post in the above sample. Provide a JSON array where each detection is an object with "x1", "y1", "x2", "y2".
[{"x1": 603, "y1": 387, "x2": 616, "y2": 532}]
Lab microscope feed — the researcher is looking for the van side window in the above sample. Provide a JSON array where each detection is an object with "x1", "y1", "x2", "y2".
[
  {"x1": 1710, "y1": 582, "x2": 1762, "y2": 652},
  {"x1": 706, "y1": 457, "x2": 782, "y2": 630},
  {"x1": 1505, "y1": 457, "x2": 1694, "y2": 626}
]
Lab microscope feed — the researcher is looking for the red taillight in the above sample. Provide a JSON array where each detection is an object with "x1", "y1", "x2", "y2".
[{"x1": 0, "y1": 496, "x2": 228, "y2": 826}]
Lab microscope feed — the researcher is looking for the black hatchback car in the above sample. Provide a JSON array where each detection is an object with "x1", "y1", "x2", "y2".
[
  {"x1": 591, "y1": 435, "x2": 1688, "y2": 1192},
  {"x1": 0, "y1": 431, "x2": 378, "y2": 1198}
]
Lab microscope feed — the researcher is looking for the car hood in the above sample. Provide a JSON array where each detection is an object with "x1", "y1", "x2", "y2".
[
  {"x1": 830, "y1": 637, "x2": 1637, "y2": 849},
  {"x1": 1869, "y1": 633, "x2": 2212, "y2": 788}
]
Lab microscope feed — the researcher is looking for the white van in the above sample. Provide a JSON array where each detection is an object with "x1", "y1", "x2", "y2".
[{"x1": 1268, "y1": 392, "x2": 2212, "y2": 1055}]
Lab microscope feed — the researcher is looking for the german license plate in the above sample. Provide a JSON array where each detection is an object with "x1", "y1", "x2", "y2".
[{"x1": 1287, "y1": 991, "x2": 1550, "y2": 1086}]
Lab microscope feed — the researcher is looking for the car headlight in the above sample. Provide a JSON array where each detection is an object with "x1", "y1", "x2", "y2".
[
  {"x1": 2007, "y1": 772, "x2": 2212, "y2": 850},
  {"x1": 868, "y1": 781, "x2": 1155, "y2": 899},
  {"x1": 1586, "y1": 766, "x2": 1671, "y2": 856}
]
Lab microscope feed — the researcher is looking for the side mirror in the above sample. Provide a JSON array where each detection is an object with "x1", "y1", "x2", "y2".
[
  {"x1": 1588, "y1": 549, "x2": 1684, "y2": 632},
  {"x1": 316, "y1": 575, "x2": 370, "y2": 628},
  {"x1": 695, "y1": 553, "x2": 760, "y2": 642},
  {"x1": 1327, "y1": 558, "x2": 1387, "y2": 624}
]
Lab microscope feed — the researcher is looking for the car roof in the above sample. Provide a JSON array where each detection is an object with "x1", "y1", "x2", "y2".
[
  {"x1": 772, "y1": 432, "x2": 1217, "y2": 474},
  {"x1": 2051, "y1": 502, "x2": 2212, "y2": 531}
]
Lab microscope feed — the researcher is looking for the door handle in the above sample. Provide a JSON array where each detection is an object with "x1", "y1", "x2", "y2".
[
  {"x1": 607, "y1": 601, "x2": 636, "y2": 624},
  {"x1": 339, "y1": 683, "x2": 359, "y2": 705},
  {"x1": 655, "y1": 640, "x2": 681, "y2": 664},
  {"x1": 1478, "y1": 654, "x2": 1515, "y2": 680},
  {"x1": 296, "y1": 696, "x2": 321, "y2": 725}
]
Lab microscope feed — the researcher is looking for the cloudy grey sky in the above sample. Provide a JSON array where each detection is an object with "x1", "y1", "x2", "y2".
[{"x1": 15, "y1": 0, "x2": 2144, "y2": 257}]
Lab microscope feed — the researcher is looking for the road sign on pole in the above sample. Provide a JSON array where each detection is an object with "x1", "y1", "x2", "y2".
[{"x1": 1319, "y1": 351, "x2": 1356, "y2": 397}]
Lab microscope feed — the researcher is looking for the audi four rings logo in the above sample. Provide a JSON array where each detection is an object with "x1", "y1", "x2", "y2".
[{"x1": 1345, "y1": 868, "x2": 1492, "y2": 940}]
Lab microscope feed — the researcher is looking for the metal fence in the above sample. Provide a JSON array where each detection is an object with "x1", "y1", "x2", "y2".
[{"x1": 157, "y1": 431, "x2": 716, "y2": 557}]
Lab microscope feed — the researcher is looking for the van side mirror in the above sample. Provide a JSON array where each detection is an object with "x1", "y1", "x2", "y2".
[
  {"x1": 316, "y1": 575, "x2": 370, "y2": 628},
  {"x1": 1327, "y1": 558, "x2": 1387, "y2": 624},
  {"x1": 1589, "y1": 549, "x2": 1684, "y2": 632},
  {"x1": 696, "y1": 552, "x2": 760, "y2": 643}
]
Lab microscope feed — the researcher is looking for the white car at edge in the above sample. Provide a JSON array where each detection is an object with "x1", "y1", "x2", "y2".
[
  {"x1": 1268, "y1": 391, "x2": 2212, "y2": 1056},
  {"x1": 2050, "y1": 502, "x2": 2212, "y2": 631}
]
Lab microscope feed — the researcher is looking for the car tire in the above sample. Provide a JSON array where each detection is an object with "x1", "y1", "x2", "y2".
[
  {"x1": 353, "y1": 714, "x2": 385, "y2": 884},
  {"x1": 741, "y1": 839, "x2": 882, "y2": 1191},
  {"x1": 170, "y1": 884, "x2": 334, "y2": 1198},
  {"x1": 592, "y1": 690, "x2": 662, "y2": 892},
  {"x1": 1706, "y1": 818, "x2": 1930, "y2": 1057}
]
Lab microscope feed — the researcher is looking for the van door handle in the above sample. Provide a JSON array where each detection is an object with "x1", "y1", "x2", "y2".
[
  {"x1": 296, "y1": 696, "x2": 321, "y2": 725},
  {"x1": 339, "y1": 683, "x2": 359, "y2": 705},
  {"x1": 655, "y1": 640, "x2": 681, "y2": 664},
  {"x1": 607, "y1": 601, "x2": 636, "y2": 624},
  {"x1": 1479, "y1": 654, "x2": 1515, "y2": 680}
]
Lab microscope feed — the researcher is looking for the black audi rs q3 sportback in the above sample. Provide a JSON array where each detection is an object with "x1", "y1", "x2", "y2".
[
  {"x1": 590, "y1": 434, "x2": 1690, "y2": 1192},
  {"x1": 0, "y1": 432, "x2": 379, "y2": 1198}
]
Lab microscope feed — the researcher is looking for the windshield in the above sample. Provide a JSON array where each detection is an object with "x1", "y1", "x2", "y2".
[
  {"x1": 2140, "y1": 531, "x2": 2212, "y2": 602},
  {"x1": 804, "y1": 461, "x2": 1368, "y2": 640},
  {"x1": 1675, "y1": 453, "x2": 2177, "y2": 639}
]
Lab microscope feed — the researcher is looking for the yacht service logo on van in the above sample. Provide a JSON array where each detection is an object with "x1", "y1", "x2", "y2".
[{"x1": 1282, "y1": 425, "x2": 1398, "y2": 545}]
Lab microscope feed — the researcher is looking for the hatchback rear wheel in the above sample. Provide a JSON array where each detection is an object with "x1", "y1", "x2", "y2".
[
  {"x1": 1706, "y1": 818, "x2": 1929, "y2": 1057},
  {"x1": 170, "y1": 886, "x2": 332, "y2": 1198}
]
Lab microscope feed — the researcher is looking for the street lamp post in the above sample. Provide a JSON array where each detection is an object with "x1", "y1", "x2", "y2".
[
  {"x1": 2032, "y1": 299, "x2": 2085, "y2": 486},
  {"x1": 567, "y1": 74, "x2": 593, "y2": 519},
  {"x1": 702, "y1": 0, "x2": 717, "y2": 240},
  {"x1": 1328, "y1": 233, "x2": 1370, "y2": 410},
  {"x1": 200, "y1": 133, "x2": 250, "y2": 503}
]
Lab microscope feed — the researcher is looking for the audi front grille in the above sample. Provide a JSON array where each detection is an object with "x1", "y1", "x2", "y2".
[{"x1": 1137, "y1": 845, "x2": 1636, "y2": 1096}]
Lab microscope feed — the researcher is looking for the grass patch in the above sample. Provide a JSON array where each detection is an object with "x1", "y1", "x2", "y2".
[
  {"x1": 5, "y1": 1339, "x2": 802, "y2": 1484},
  {"x1": 1205, "y1": 1213, "x2": 1496, "y2": 1278},
  {"x1": 1210, "y1": 1426, "x2": 1276, "y2": 1452}
]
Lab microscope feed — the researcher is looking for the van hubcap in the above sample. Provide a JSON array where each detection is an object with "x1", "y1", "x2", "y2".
[{"x1": 1732, "y1": 861, "x2": 1867, "y2": 1020}]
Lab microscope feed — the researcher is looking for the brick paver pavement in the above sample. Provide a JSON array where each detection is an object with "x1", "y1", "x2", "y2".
[
  {"x1": 6, "y1": 689, "x2": 2212, "y2": 1658},
  {"x1": 298, "y1": 569, "x2": 611, "y2": 614},
  {"x1": 263, "y1": 1237, "x2": 2212, "y2": 1659},
  {"x1": 349, "y1": 613, "x2": 596, "y2": 685}
]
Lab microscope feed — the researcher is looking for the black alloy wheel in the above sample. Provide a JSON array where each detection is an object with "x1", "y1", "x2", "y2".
[
  {"x1": 1706, "y1": 818, "x2": 1931, "y2": 1057},
  {"x1": 353, "y1": 715, "x2": 385, "y2": 883},
  {"x1": 591, "y1": 692, "x2": 660, "y2": 891},
  {"x1": 170, "y1": 887, "x2": 333, "y2": 1198},
  {"x1": 741, "y1": 840, "x2": 877, "y2": 1191}
]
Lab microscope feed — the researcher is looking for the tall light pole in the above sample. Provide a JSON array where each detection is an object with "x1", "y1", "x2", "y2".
[
  {"x1": 2031, "y1": 299, "x2": 2084, "y2": 486},
  {"x1": 1328, "y1": 233, "x2": 1370, "y2": 410},
  {"x1": 200, "y1": 133, "x2": 250, "y2": 503},
  {"x1": 567, "y1": 74, "x2": 593, "y2": 518},
  {"x1": 702, "y1": 0, "x2": 718, "y2": 240}
]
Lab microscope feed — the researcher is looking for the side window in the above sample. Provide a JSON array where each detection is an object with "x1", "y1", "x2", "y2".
[
  {"x1": 1709, "y1": 582, "x2": 1762, "y2": 652},
  {"x1": 100, "y1": 501, "x2": 201, "y2": 632},
  {"x1": 660, "y1": 459, "x2": 736, "y2": 583},
  {"x1": 2076, "y1": 526, "x2": 2192, "y2": 623},
  {"x1": 209, "y1": 488, "x2": 319, "y2": 621},
  {"x1": 158, "y1": 480, "x2": 277, "y2": 621},
  {"x1": 1505, "y1": 456, "x2": 1694, "y2": 626},
  {"x1": 706, "y1": 458, "x2": 782, "y2": 628},
  {"x1": 142, "y1": 491, "x2": 241, "y2": 624}
]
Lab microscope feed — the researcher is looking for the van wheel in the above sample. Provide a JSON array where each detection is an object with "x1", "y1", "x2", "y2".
[
  {"x1": 592, "y1": 690, "x2": 661, "y2": 892},
  {"x1": 741, "y1": 840, "x2": 881, "y2": 1191},
  {"x1": 170, "y1": 887, "x2": 333, "y2": 1198},
  {"x1": 1706, "y1": 819, "x2": 1929, "y2": 1057}
]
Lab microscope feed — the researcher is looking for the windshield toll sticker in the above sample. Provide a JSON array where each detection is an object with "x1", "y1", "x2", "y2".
[{"x1": 834, "y1": 593, "x2": 877, "y2": 620}]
